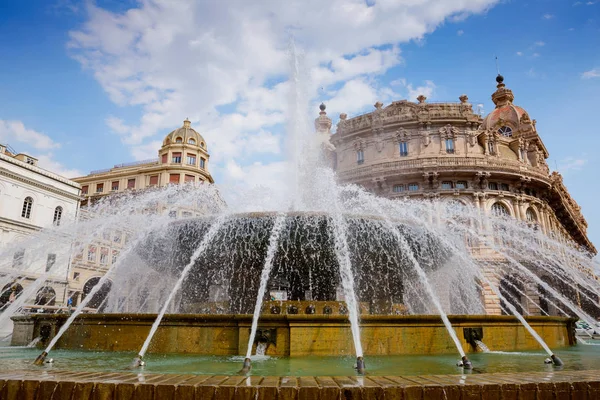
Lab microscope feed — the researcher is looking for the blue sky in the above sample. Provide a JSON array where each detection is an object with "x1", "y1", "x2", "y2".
[{"x1": 1, "y1": 0, "x2": 599, "y2": 244}]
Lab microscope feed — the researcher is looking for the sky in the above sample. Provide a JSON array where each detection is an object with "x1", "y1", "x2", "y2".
[{"x1": 0, "y1": 0, "x2": 599, "y2": 244}]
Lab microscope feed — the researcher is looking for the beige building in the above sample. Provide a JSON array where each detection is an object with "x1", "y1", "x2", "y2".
[
  {"x1": 67, "y1": 119, "x2": 214, "y2": 308},
  {"x1": 328, "y1": 75, "x2": 596, "y2": 316}
]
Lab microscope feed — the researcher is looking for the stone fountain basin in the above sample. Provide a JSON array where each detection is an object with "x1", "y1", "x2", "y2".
[{"x1": 11, "y1": 313, "x2": 576, "y2": 356}]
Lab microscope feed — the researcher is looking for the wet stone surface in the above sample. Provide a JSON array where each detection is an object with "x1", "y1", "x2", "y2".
[{"x1": 0, "y1": 369, "x2": 599, "y2": 399}]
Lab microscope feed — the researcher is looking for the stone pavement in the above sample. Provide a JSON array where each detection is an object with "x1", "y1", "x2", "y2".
[{"x1": 0, "y1": 369, "x2": 599, "y2": 399}]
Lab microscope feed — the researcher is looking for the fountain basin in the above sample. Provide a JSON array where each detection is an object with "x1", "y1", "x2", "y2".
[{"x1": 12, "y1": 313, "x2": 576, "y2": 356}]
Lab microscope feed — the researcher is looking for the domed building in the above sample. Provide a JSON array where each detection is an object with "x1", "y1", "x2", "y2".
[
  {"x1": 69, "y1": 119, "x2": 214, "y2": 308},
  {"x1": 74, "y1": 119, "x2": 213, "y2": 204},
  {"x1": 327, "y1": 75, "x2": 597, "y2": 316}
]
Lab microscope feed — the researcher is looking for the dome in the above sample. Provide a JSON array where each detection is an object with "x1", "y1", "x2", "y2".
[
  {"x1": 481, "y1": 103, "x2": 529, "y2": 131},
  {"x1": 481, "y1": 76, "x2": 532, "y2": 133},
  {"x1": 162, "y1": 119, "x2": 207, "y2": 150}
]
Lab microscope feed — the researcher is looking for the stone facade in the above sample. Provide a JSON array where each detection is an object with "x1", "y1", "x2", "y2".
[
  {"x1": 0, "y1": 145, "x2": 81, "y2": 322},
  {"x1": 329, "y1": 75, "x2": 596, "y2": 315},
  {"x1": 67, "y1": 119, "x2": 215, "y2": 309}
]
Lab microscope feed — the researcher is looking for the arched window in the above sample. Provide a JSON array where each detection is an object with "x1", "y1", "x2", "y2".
[
  {"x1": 21, "y1": 197, "x2": 33, "y2": 219},
  {"x1": 526, "y1": 208, "x2": 537, "y2": 222},
  {"x1": 491, "y1": 202, "x2": 510, "y2": 216},
  {"x1": 498, "y1": 126, "x2": 513, "y2": 137},
  {"x1": 188, "y1": 138, "x2": 196, "y2": 145},
  {"x1": 200, "y1": 142, "x2": 205, "y2": 148},
  {"x1": 175, "y1": 137, "x2": 183, "y2": 143},
  {"x1": 53, "y1": 206, "x2": 63, "y2": 226}
]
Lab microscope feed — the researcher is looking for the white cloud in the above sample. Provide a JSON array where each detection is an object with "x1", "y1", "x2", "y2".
[
  {"x1": 0, "y1": 119, "x2": 83, "y2": 178},
  {"x1": 0, "y1": 120, "x2": 60, "y2": 150},
  {"x1": 582, "y1": 68, "x2": 600, "y2": 79},
  {"x1": 68, "y1": 0, "x2": 500, "y2": 185},
  {"x1": 542, "y1": 13, "x2": 554, "y2": 19},
  {"x1": 534, "y1": 41, "x2": 545, "y2": 47},
  {"x1": 558, "y1": 157, "x2": 587, "y2": 173},
  {"x1": 457, "y1": 29, "x2": 464, "y2": 36},
  {"x1": 516, "y1": 51, "x2": 523, "y2": 56}
]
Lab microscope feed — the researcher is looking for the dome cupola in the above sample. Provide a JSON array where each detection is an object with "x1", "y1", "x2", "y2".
[
  {"x1": 162, "y1": 119, "x2": 207, "y2": 150},
  {"x1": 481, "y1": 75, "x2": 534, "y2": 135}
]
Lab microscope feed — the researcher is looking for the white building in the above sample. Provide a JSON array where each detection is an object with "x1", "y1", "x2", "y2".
[{"x1": 0, "y1": 144, "x2": 81, "y2": 312}]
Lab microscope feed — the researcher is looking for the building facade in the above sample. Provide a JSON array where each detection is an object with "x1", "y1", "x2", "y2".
[
  {"x1": 68, "y1": 119, "x2": 214, "y2": 308},
  {"x1": 0, "y1": 145, "x2": 81, "y2": 311},
  {"x1": 328, "y1": 75, "x2": 596, "y2": 315}
]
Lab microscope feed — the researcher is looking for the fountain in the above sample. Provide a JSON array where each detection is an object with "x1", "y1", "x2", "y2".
[{"x1": 0, "y1": 44, "x2": 599, "y2": 399}]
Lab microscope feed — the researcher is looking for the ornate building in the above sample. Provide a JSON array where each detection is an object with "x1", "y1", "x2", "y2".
[
  {"x1": 0, "y1": 145, "x2": 81, "y2": 322},
  {"x1": 327, "y1": 75, "x2": 596, "y2": 315},
  {"x1": 67, "y1": 119, "x2": 214, "y2": 309}
]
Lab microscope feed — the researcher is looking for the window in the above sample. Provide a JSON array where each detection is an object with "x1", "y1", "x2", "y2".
[
  {"x1": 81, "y1": 185, "x2": 88, "y2": 195},
  {"x1": 200, "y1": 158, "x2": 206, "y2": 169},
  {"x1": 445, "y1": 139, "x2": 455, "y2": 154},
  {"x1": 456, "y1": 181, "x2": 467, "y2": 189},
  {"x1": 441, "y1": 181, "x2": 453, "y2": 189},
  {"x1": 168, "y1": 210, "x2": 177, "y2": 218},
  {"x1": 175, "y1": 137, "x2": 183, "y2": 143},
  {"x1": 96, "y1": 183, "x2": 104, "y2": 193},
  {"x1": 73, "y1": 272, "x2": 80, "y2": 281},
  {"x1": 487, "y1": 141, "x2": 495, "y2": 155},
  {"x1": 186, "y1": 154, "x2": 196, "y2": 165},
  {"x1": 53, "y1": 206, "x2": 63, "y2": 226},
  {"x1": 408, "y1": 183, "x2": 419, "y2": 191},
  {"x1": 182, "y1": 211, "x2": 192, "y2": 217},
  {"x1": 21, "y1": 197, "x2": 33, "y2": 218},
  {"x1": 113, "y1": 231, "x2": 122, "y2": 243},
  {"x1": 149, "y1": 175, "x2": 159, "y2": 186},
  {"x1": 87, "y1": 245, "x2": 97, "y2": 262},
  {"x1": 399, "y1": 142, "x2": 408, "y2": 157},
  {"x1": 13, "y1": 249, "x2": 24, "y2": 268},
  {"x1": 499, "y1": 183, "x2": 509, "y2": 191},
  {"x1": 127, "y1": 179, "x2": 135, "y2": 189},
  {"x1": 526, "y1": 208, "x2": 537, "y2": 222},
  {"x1": 201, "y1": 142, "x2": 205, "y2": 148},
  {"x1": 102, "y1": 231, "x2": 110, "y2": 240},
  {"x1": 488, "y1": 182, "x2": 498, "y2": 190},
  {"x1": 26, "y1": 157, "x2": 35, "y2": 165},
  {"x1": 491, "y1": 202, "x2": 509, "y2": 216},
  {"x1": 169, "y1": 174, "x2": 180, "y2": 184},
  {"x1": 161, "y1": 154, "x2": 168, "y2": 164},
  {"x1": 100, "y1": 247, "x2": 108, "y2": 265},
  {"x1": 112, "y1": 250, "x2": 118, "y2": 264},
  {"x1": 172, "y1": 152, "x2": 182, "y2": 163},
  {"x1": 498, "y1": 126, "x2": 512, "y2": 137},
  {"x1": 111, "y1": 181, "x2": 119, "y2": 191},
  {"x1": 185, "y1": 175, "x2": 195, "y2": 183},
  {"x1": 46, "y1": 254, "x2": 56, "y2": 272},
  {"x1": 393, "y1": 184, "x2": 405, "y2": 193},
  {"x1": 357, "y1": 150, "x2": 364, "y2": 164},
  {"x1": 188, "y1": 138, "x2": 196, "y2": 145}
]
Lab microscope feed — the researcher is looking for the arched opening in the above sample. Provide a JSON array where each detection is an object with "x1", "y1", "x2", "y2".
[
  {"x1": 526, "y1": 207, "x2": 537, "y2": 223},
  {"x1": 498, "y1": 126, "x2": 513, "y2": 137},
  {"x1": 491, "y1": 202, "x2": 510, "y2": 216},
  {"x1": 53, "y1": 206, "x2": 63, "y2": 226},
  {"x1": 0, "y1": 283, "x2": 23, "y2": 310},
  {"x1": 82, "y1": 277, "x2": 112, "y2": 311},
  {"x1": 175, "y1": 137, "x2": 183, "y2": 143},
  {"x1": 21, "y1": 197, "x2": 33, "y2": 219},
  {"x1": 188, "y1": 138, "x2": 196, "y2": 145},
  {"x1": 35, "y1": 286, "x2": 56, "y2": 306}
]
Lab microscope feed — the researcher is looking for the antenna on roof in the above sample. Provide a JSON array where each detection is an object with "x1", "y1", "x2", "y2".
[{"x1": 495, "y1": 55, "x2": 500, "y2": 75}]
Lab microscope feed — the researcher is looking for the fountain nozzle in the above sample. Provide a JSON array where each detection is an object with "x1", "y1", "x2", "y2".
[
  {"x1": 550, "y1": 354, "x2": 563, "y2": 366},
  {"x1": 239, "y1": 357, "x2": 252, "y2": 374},
  {"x1": 129, "y1": 355, "x2": 145, "y2": 368},
  {"x1": 461, "y1": 356, "x2": 472, "y2": 369},
  {"x1": 33, "y1": 351, "x2": 48, "y2": 366},
  {"x1": 355, "y1": 356, "x2": 366, "y2": 375}
]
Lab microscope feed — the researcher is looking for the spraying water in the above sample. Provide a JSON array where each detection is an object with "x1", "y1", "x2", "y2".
[
  {"x1": 132, "y1": 215, "x2": 228, "y2": 367},
  {"x1": 240, "y1": 213, "x2": 287, "y2": 373}
]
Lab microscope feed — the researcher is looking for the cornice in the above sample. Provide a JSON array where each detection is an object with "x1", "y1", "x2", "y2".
[
  {"x1": 0, "y1": 152, "x2": 80, "y2": 189},
  {"x1": 0, "y1": 167, "x2": 82, "y2": 201}
]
